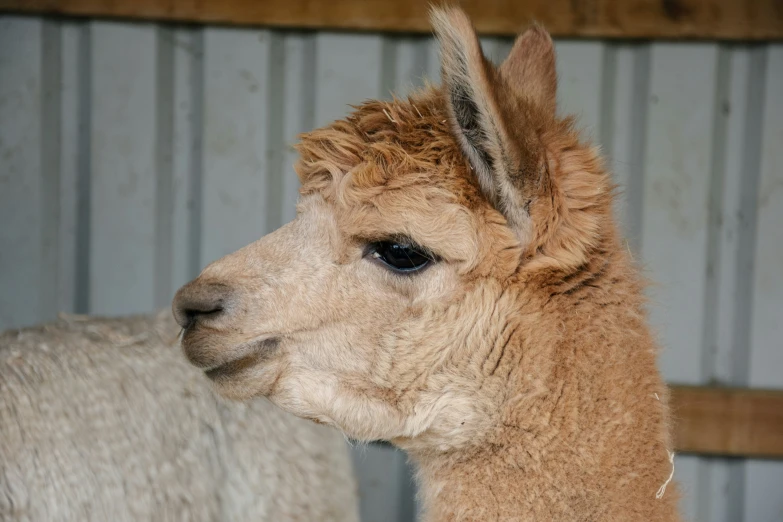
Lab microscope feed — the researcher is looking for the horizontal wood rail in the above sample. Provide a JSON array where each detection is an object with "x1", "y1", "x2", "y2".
[
  {"x1": 367, "y1": 385, "x2": 783, "y2": 459},
  {"x1": 670, "y1": 385, "x2": 783, "y2": 459},
  {"x1": 1, "y1": 0, "x2": 781, "y2": 40}
]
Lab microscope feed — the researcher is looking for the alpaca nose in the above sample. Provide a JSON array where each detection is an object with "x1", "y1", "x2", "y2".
[{"x1": 172, "y1": 280, "x2": 234, "y2": 330}]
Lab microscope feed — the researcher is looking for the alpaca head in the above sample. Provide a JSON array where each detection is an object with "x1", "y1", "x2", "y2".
[{"x1": 173, "y1": 7, "x2": 613, "y2": 453}]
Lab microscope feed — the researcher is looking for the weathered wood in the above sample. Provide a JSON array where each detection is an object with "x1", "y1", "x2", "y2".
[
  {"x1": 671, "y1": 385, "x2": 783, "y2": 458},
  {"x1": 1, "y1": 0, "x2": 782, "y2": 40}
]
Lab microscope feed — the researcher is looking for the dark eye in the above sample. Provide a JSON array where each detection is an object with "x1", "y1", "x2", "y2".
[{"x1": 368, "y1": 241, "x2": 432, "y2": 274}]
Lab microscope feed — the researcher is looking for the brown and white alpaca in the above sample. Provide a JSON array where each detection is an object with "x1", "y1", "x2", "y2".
[{"x1": 172, "y1": 7, "x2": 681, "y2": 521}]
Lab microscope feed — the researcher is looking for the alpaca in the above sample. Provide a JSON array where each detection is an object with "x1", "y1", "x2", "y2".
[
  {"x1": 172, "y1": 7, "x2": 681, "y2": 521},
  {"x1": 0, "y1": 312, "x2": 358, "y2": 522}
]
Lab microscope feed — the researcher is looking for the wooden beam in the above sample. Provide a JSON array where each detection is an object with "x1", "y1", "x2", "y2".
[
  {"x1": 0, "y1": 0, "x2": 781, "y2": 40},
  {"x1": 670, "y1": 385, "x2": 783, "y2": 458}
]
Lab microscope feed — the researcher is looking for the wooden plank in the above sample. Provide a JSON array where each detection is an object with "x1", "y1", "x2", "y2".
[
  {"x1": 2, "y1": 0, "x2": 782, "y2": 40},
  {"x1": 670, "y1": 386, "x2": 783, "y2": 459},
  {"x1": 364, "y1": 385, "x2": 782, "y2": 459}
]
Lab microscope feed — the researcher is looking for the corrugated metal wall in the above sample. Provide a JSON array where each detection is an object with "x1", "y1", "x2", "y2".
[{"x1": 1, "y1": 15, "x2": 781, "y2": 522}]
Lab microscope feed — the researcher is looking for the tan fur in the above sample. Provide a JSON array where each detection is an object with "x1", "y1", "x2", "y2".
[
  {"x1": 173, "y1": 7, "x2": 681, "y2": 521},
  {"x1": 0, "y1": 313, "x2": 358, "y2": 522}
]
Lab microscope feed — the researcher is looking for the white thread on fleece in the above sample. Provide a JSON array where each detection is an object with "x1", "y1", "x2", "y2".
[
  {"x1": 656, "y1": 450, "x2": 675, "y2": 499},
  {"x1": 382, "y1": 108, "x2": 397, "y2": 123}
]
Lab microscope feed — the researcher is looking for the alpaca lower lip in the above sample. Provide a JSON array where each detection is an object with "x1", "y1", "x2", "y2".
[
  {"x1": 203, "y1": 338, "x2": 280, "y2": 380},
  {"x1": 205, "y1": 353, "x2": 260, "y2": 380}
]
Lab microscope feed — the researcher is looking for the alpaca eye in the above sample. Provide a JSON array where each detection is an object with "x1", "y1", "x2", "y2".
[{"x1": 369, "y1": 241, "x2": 431, "y2": 273}]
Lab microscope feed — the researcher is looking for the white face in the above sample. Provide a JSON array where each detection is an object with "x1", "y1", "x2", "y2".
[
  {"x1": 174, "y1": 181, "x2": 522, "y2": 450},
  {"x1": 173, "y1": 9, "x2": 566, "y2": 451}
]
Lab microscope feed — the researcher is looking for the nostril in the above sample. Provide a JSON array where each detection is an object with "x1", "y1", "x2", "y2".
[
  {"x1": 172, "y1": 281, "x2": 234, "y2": 329},
  {"x1": 181, "y1": 304, "x2": 223, "y2": 329}
]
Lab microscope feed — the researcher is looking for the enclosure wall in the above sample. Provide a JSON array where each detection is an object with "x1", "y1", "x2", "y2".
[{"x1": 1, "y1": 16, "x2": 781, "y2": 522}]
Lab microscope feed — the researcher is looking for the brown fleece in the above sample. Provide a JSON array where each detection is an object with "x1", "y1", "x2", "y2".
[{"x1": 175, "y1": 6, "x2": 681, "y2": 521}]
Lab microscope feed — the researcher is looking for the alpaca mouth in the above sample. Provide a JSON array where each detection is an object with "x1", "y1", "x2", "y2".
[
  {"x1": 182, "y1": 331, "x2": 280, "y2": 371},
  {"x1": 205, "y1": 353, "x2": 262, "y2": 380},
  {"x1": 203, "y1": 338, "x2": 280, "y2": 381}
]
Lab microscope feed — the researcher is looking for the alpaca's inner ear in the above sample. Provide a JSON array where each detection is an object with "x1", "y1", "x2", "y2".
[
  {"x1": 498, "y1": 26, "x2": 557, "y2": 117},
  {"x1": 431, "y1": 7, "x2": 528, "y2": 232}
]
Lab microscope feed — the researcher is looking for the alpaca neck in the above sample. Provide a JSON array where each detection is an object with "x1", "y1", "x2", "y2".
[
  {"x1": 412, "y1": 409, "x2": 600, "y2": 522},
  {"x1": 413, "y1": 441, "x2": 536, "y2": 522},
  {"x1": 410, "y1": 363, "x2": 680, "y2": 521},
  {"x1": 408, "y1": 251, "x2": 680, "y2": 520}
]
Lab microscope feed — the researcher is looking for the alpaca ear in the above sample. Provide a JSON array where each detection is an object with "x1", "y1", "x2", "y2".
[
  {"x1": 431, "y1": 7, "x2": 532, "y2": 233},
  {"x1": 499, "y1": 25, "x2": 557, "y2": 117}
]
